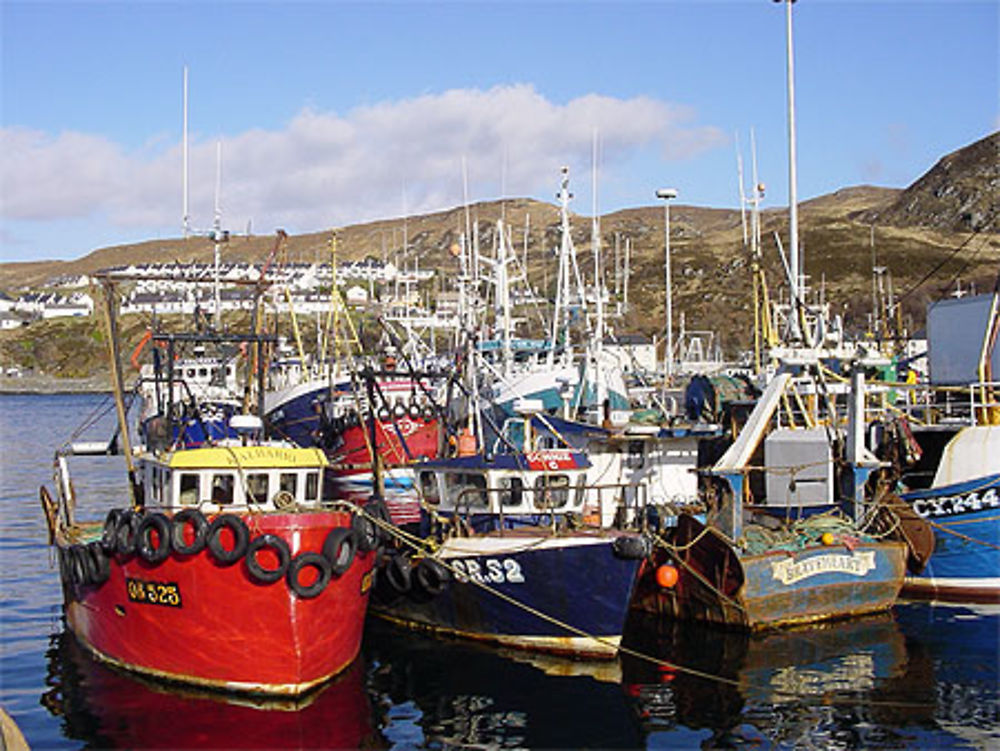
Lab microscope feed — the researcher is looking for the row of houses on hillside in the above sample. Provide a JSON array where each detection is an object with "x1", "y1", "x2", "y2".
[{"x1": 0, "y1": 291, "x2": 94, "y2": 329}]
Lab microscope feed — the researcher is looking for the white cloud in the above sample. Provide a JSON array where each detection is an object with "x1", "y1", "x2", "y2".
[{"x1": 2, "y1": 85, "x2": 725, "y2": 237}]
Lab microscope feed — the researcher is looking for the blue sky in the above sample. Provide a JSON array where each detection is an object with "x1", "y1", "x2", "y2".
[{"x1": 2, "y1": 0, "x2": 997, "y2": 263}]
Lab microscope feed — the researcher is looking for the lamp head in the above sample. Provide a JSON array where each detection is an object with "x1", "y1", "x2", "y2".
[{"x1": 656, "y1": 188, "x2": 678, "y2": 200}]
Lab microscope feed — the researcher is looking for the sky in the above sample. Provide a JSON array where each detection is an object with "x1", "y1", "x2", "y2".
[{"x1": 2, "y1": 0, "x2": 997, "y2": 263}]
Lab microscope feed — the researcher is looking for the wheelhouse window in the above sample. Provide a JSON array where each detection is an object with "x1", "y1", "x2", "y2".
[
  {"x1": 626, "y1": 440, "x2": 645, "y2": 470},
  {"x1": 534, "y1": 474, "x2": 570, "y2": 510},
  {"x1": 304, "y1": 472, "x2": 319, "y2": 502},
  {"x1": 211, "y1": 474, "x2": 235, "y2": 505},
  {"x1": 179, "y1": 473, "x2": 200, "y2": 505},
  {"x1": 419, "y1": 471, "x2": 440, "y2": 504},
  {"x1": 280, "y1": 472, "x2": 298, "y2": 498},
  {"x1": 246, "y1": 473, "x2": 269, "y2": 504},
  {"x1": 445, "y1": 473, "x2": 488, "y2": 509},
  {"x1": 500, "y1": 476, "x2": 524, "y2": 507}
]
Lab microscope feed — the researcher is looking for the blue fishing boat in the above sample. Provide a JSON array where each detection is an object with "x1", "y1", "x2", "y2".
[
  {"x1": 890, "y1": 291, "x2": 1000, "y2": 602},
  {"x1": 368, "y1": 447, "x2": 648, "y2": 658}
]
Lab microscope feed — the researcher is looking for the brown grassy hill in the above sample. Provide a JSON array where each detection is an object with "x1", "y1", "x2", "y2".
[
  {"x1": 859, "y1": 131, "x2": 999, "y2": 233},
  {"x1": 2, "y1": 135, "x2": 999, "y2": 378}
]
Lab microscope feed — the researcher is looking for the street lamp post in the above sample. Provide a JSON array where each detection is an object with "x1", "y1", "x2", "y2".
[{"x1": 656, "y1": 187, "x2": 678, "y2": 382}]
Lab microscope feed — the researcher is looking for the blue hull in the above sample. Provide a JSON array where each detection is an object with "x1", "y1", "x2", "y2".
[
  {"x1": 371, "y1": 535, "x2": 641, "y2": 657},
  {"x1": 901, "y1": 473, "x2": 1000, "y2": 601}
]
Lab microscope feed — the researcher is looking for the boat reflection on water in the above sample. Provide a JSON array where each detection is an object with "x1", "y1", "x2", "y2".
[
  {"x1": 363, "y1": 619, "x2": 643, "y2": 749},
  {"x1": 620, "y1": 612, "x2": 942, "y2": 748},
  {"x1": 41, "y1": 628, "x2": 382, "y2": 750}
]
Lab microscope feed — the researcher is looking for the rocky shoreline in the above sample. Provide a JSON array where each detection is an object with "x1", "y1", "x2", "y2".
[{"x1": 0, "y1": 374, "x2": 111, "y2": 394}]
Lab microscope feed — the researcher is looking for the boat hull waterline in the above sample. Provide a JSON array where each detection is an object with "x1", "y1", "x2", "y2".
[
  {"x1": 371, "y1": 534, "x2": 641, "y2": 658},
  {"x1": 59, "y1": 510, "x2": 374, "y2": 695}
]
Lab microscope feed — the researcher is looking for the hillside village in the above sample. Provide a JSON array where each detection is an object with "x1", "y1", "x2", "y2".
[{"x1": 0, "y1": 132, "x2": 996, "y2": 384}]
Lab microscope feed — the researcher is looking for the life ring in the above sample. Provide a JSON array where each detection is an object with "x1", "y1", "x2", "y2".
[
  {"x1": 245, "y1": 534, "x2": 291, "y2": 584},
  {"x1": 271, "y1": 490, "x2": 296, "y2": 511},
  {"x1": 85, "y1": 541, "x2": 111, "y2": 585},
  {"x1": 287, "y1": 552, "x2": 332, "y2": 599},
  {"x1": 115, "y1": 510, "x2": 142, "y2": 557},
  {"x1": 136, "y1": 513, "x2": 173, "y2": 565},
  {"x1": 101, "y1": 509, "x2": 124, "y2": 552},
  {"x1": 39, "y1": 486, "x2": 59, "y2": 545},
  {"x1": 207, "y1": 514, "x2": 250, "y2": 565},
  {"x1": 384, "y1": 554, "x2": 412, "y2": 594},
  {"x1": 171, "y1": 509, "x2": 209, "y2": 556},
  {"x1": 322, "y1": 528, "x2": 357, "y2": 576},
  {"x1": 415, "y1": 557, "x2": 449, "y2": 597}
]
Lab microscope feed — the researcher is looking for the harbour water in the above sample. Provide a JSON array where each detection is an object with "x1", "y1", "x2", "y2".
[{"x1": 2, "y1": 392, "x2": 998, "y2": 749}]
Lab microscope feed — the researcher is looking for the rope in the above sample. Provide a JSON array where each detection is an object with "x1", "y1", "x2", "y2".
[{"x1": 358, "y1": 504, "x2": 939, "y2": 709}]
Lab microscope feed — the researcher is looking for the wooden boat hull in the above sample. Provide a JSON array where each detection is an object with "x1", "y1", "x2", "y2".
[
  {"x1": 900, "y1": 472, "x2": 1000, "y2": 603},
  {"x1": 58, "y1": 510, "x2": 374, "y2": 695},
  {"x1": 631, "y1": 516, "x2": 907, "y2": 630},
  {"x1": 370, "y1": 533, "x2": 642, "y2": 658}
]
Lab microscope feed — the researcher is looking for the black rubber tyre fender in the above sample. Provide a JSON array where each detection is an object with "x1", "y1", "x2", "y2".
[
  {"x1": 171, "y1": 508, "x2": 209, "y2": 556},
  {"x1": 352, "y1": 512, "x2": 379, "y2": 553},
  {"x1": 376, "y1": 406, "x2": 391, "y2": 422},
  {"x1": 85, "y1": 541, "x2": 111, "y2": 586},
  {"x1": 287, "y1": 551, "x2": 332, "y2": 599},
  {"x1": 322, "y1": 528, "x2": 358, "y2": 576},
  {"x1": 206, "y1": 514, "x2": 250, "y2": 566},
  {"x1": 415, "y1": 557, "x2": 449, "y2": 597},
  {"x1": 136, "y1": 512, "x2": 173, "y2": 565},
  {"x1": 420, "y1": 406, "x2": 435, "y2": 422},
  {"x1": 612, "y1": 534, "x2": 651, "y2": 560},
  {"x1": 101, "y1": 509, "x2": 123, "y2": 552},
  {"x1": 115, "y1": 510, "x2": 142, "y2": 557},
  {"x1": 408, "y1": 403, "x2": 422, "y2": 420},
  {"x1": 245, "y1": 534, "x2": 291, "y2": 584},
  {"x1": 385, "y1": 554, "x2": 412, "y2": 594},
  {"x1": 68, "y1": 544, "x2": 90, "y2": 586}
]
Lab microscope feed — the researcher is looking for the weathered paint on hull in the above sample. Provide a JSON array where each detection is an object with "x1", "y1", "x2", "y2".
[
  {"x1": 59, "y1": 511, "x2": 374, "y2": 695},
  {"x1": 370, "y1": 533, "x2": 640, "y2": 658},
  {"x1": 631, "y1": 517, "x2": 906, "y2": 630}
]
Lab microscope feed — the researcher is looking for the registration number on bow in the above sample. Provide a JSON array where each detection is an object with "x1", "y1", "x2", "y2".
[
  {"x1": 126, "y1": 577, "x2": 183, "y2": 608},
  {"x1": 451, "y1": 558, "x2": 525, "y2": 585}
]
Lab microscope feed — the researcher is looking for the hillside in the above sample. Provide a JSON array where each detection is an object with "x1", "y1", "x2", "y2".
[
  {"x1": 859, "y1": 131, "x2": 1000, "y2": 233},
  {"x1": 1, "y1": 133, "x2": 998, "y2": 380}
]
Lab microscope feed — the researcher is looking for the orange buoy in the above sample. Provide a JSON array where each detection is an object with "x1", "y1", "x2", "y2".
[
  {"x1": 821, "y1": 532, "x2": 836, "y2": 546},
  {"x1": 655, "y1": 564, "x2": 679, "y2": 589}
]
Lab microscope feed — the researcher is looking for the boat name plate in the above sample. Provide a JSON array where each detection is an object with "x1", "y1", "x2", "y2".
[{"x1": 770, "y1": 551, "x2": 876, "y2": 585}]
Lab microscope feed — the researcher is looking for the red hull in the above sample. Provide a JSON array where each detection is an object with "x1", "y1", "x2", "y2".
[
  {"x1": 61, "y1": 511, "x2": 374, "y2": 695},
  {"x1": 330, "y1": 416, "x2": 439, "y2": 469}
]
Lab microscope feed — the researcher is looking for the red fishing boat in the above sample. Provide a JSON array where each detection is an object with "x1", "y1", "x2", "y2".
[
  {"x1": 43, "y1": 438, "x2": 376, "y2": 695},
  {"x1": 40, "y1": 276, "x2": 377, "y2": 696}
]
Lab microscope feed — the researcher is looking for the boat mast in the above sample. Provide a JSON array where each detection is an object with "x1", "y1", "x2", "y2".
[
  {"x1": 780, "y1": 0, "x2": 803, "y2": 340},
  {"x1": 182, "y1": 66, "x2": 190, "y2": 239},
  {"x1": 592, "y1": 130, "x2": 605, "y2": 409}
]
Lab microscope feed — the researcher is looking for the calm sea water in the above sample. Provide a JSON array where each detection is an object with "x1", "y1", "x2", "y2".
[{"x1": 1, "y1": 392, "x2": 998, "y2": 750}]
